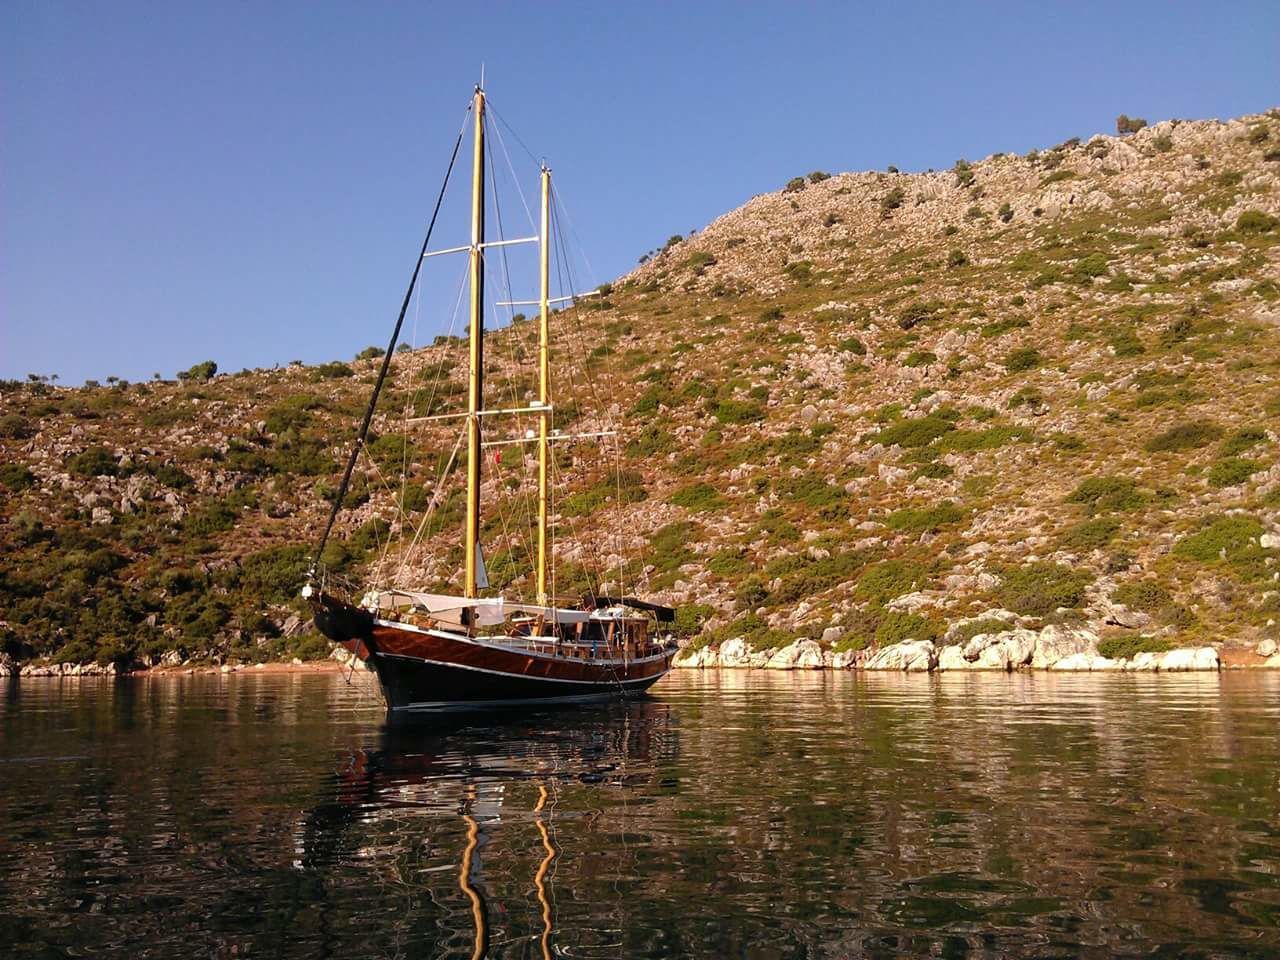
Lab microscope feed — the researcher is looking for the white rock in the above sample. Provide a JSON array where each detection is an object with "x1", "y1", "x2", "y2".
[
  {"x1": 1255, "y1": 638, "x2": 1277, "y2": 658},
  {"x1": 865, "y1": 639, "x2": 937, "y2": 672},
  {"x1": 832, "y1": 648, "x2": 862, "y2": 670},
  {"x1": 766, "y1": 639, "x2": 824, "y2": 670},
  {"x1": 673, "y1": 646, "x2": 718, "y2": 668},
  {"x1": 1031, "y1": 624, "x2": 1100, "y2": 669},
  {"x1": 718, "y1": 637, "x2": 751, "y2": 668},
  {"x1": 973, "y1": 630, "x2": 1037, "y2": 670},
  {"x1": 820, "y1": 627, "x2": 843, "y2": 644},
  {"x1": 1050, "y1": 653, "x2": 1122, "y2": 671},
  {"x1": 1260, "y1": 533, "x2": 1280, "y2": 550},
  {"x1": 877, "y1": 463, "x2": 909, "y2": 485},
  {"x1": 1157, "y1": 647, "x2": 1219, "y2": 672},
  {"x1": 936, "y1": 645, "x2": 970, "y2": 671}
]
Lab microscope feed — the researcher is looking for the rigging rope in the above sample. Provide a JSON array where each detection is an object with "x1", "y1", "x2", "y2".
[{"x1": 309, "y1": 108, "x2": 471, "y2": 577}]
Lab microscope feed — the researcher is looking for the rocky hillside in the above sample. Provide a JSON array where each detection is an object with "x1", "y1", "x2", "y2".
[{"x1": 3, "y1": 110, "x2": 1279, "y2": 671}]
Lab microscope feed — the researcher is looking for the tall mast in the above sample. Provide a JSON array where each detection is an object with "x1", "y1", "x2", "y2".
[
  {"x1": 536, "y1": 166, "x2": 551, "y2": 605},
  {"x1": 464, "y1": 87, "x2": 486, "y2": 599}
]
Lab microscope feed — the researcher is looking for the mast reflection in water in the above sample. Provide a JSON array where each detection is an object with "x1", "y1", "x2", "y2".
[{"x1": 298, "y1": 699, "x2": 676, "y2": 958}]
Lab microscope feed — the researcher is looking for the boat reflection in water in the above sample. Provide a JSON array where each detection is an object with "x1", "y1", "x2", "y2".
[{"x1": 300, "y1": 697, "x2": 678, "y2": 958}]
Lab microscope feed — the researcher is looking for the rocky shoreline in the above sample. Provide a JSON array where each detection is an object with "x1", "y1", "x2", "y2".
[
  {"x1": 674, "y1": 624, "x2": 1280, "y2": 673},
  {"x1": 0, "y1": 652, "x2": 353, "y2": 678}
]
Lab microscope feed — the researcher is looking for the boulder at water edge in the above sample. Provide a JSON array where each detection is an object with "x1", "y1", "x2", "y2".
[
  {"x1": 865, "y1": 639, "x2": 937, "y2": 672},
  {"x1": 766, "y1": 639, "x2": 824, "y2": 670}
]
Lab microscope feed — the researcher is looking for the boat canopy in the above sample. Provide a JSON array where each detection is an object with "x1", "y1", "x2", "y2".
[{"x1": 363, "y1": 589, "x2": 595, "y2": 626}]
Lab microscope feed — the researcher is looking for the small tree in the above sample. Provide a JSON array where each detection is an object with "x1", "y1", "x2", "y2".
[
  {"x1": 177, "y1": 360, "x2": 217, "y2": 382},
  {"x1": 1116, "y1": 114, "x2": 1147, "y2": 135}
]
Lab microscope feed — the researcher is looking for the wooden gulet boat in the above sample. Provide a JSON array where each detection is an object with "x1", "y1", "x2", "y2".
[{"x1": 301, "y1": 86, "x2": 678, "y2": 714}]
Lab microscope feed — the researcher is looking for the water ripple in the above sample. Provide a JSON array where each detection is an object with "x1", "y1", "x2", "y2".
[{"x1": 1, "y1": 671, "x2": 1278, "y2": 957}]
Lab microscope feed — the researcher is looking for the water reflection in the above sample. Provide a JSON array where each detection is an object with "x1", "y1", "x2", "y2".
[
  {"x1": 2, "y1": 671, "x2": 1279, "y2": 958},
  {"x1": 295, "y1": 698, "x2": 679, "y2": 958}
]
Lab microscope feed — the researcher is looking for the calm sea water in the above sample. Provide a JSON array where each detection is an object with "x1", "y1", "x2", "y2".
[{"x1": 2, "y1": 670, "x2": 1278, "y2": 958}]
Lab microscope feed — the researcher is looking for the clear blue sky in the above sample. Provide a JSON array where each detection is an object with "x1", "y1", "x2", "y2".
[{"x1": 4, "y1": 1, "x2": 1277, "y2": 384}]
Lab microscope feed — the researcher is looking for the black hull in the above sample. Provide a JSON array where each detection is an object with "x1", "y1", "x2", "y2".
[{"x1": 375, "y1": 655, "x2": 666, "y2": 713}]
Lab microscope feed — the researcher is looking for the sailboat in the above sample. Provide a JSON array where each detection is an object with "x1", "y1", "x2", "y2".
[{"x1": 301, "y1": 86, "x2": 678, "y2": 714}]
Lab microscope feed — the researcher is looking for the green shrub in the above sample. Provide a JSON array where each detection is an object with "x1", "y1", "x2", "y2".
[
  {"x1": 1072, "y1": 254, "x2": 1109, "y2": 280},
  {"x1": 355, "y1": 345, "x2": 385, "y2": 361},
  {"x1": 183, "y1": 498, "x2": 240, "y2": 537},
  {"x1": 1173, "y1": 515, "x2": 1265, "y2": 563},
  {"x1": 1096, "y1": 635, "x2": 1174, "y2": 661},
  {"x1": 898, "y1": 301, "x2": 941, "y2": 330},
  {"x1": 1236, "y1": 210, "x2": 1277, "y2": 234},
  {"x1": 313, "y1": 361, "x2": 354, "y2": 380},
  {"x1": 686, "y1": 250, "x2": 717, "y2": 274},
  {"x1": 903, "y1": 350, "x2": 937, "y2": 368},
  {"x1": 784, "y1": 176, "x2": 806, "y2": 193},
  {"x1": 855, "y1": 560, "x2": 928, "y2": 603},
  {"x1": 630, "y1": 385, "x2": 665, "y2": 415},
  {"x1": 712, "y1": 399, "x2": 765, "y2": 425},
  {"x1": 0, "y1": 413, "x2": 31, "y2": 439},
  {"x1": 886, "y1": 501, "x2": 964, "y2": 535},
  {"x1": 399, "y1": 483, "x2": 429, "y2": 512},
  {"x1": 1152, "y1": 135, "x2": 1173, "y2": 153},
  {"x1": 365, "y1": 432, "x2": 415, "y2": 468},
  {"x1": 996, "y1": 563, "x2": 1092, "y2": 616},
  {"x1": 947, "y1": 248, "x2": 968, "y2": 268},
  {"x1": 1112, "y1": 580, "x2": 1172, "y2": 612},
  {"x1": 873, "y1": 415, "x2": 954, "y2": 448},
  {"x1": 1206, "y1": 458, "x2": 1261, "y2": 488},
  {"x1": 875, "y1": 611, "x2": 942, "y2": 646},
  {"x1": 626, "y1": 423, "x2": 675, "y2": 457},
  {"x1": 1040, "y1": 170, "x2": 1077, "y2": 186},
  {"x1": 936, "y1": 426, "x2": 1033, "y2": 453},
  {"x1": 1109, "y1": 329, "x2": 1146, "y2": 357},
  {"x1": 981, "y1": 316, "x2": 1030, "y2": 338},
  {"x1": 838, "y1": 336, "x2": 866, "y2": 355},
  {"x1": 1067, "y1": 475, "x2": 1145, "y2": 513},
  {"x1": 1220, "y1": 427, "x2": 1267, "y2": 457},
  {"x1": 880, "y1": 187, "x2": 906, "y2": 215},
  {"x1": 1060, "y1": 517, "x2": 1121, "y2": 550},
  {"x1": 772, "y1": 551, "x2": 866, "y2": 604},
  {"x1": 707, "y1": 549, "x2": 751, "y2": 578},
  {"x1": 784, "y1": 260, "x2": 814, "y2": 282},
  {"x1": 265, "y1": 394, "x2": 326, "y2": 434},
  {"x1": 670, "y1": 482, "x2": 727, "y2": 512},
  {"x1": 778, "y1": 475, "x2": 845, "y2": 513},
  {"x1": 1145, "y1": 420, "x2": 1223, "y2": 453},
  {"x1": 561, "y1": 471, "x2": 648, "y2": 517},
  {"x1": 1004, "y1": 347, "x2": 1042, "y2": 373},
  {"x1": 0, "y1": 463, "x2": 35, "y2": 491},
  {"x1": 772, "y1": 429, "x2": 821, "y2": 463},
  {"x1": 672, "y1": 604, "x2": 715, "y2": 639},
  {"x1": 240, "y1": 545, "x2": 311, "y2": 605},
  {"x1": 67, "y1": 445, "x2": 120, "y2": 477},
  {"x1": 950, "y1": 617, "x2": 1013, "y2": 645},
  {"x1": 145, "y1": 462, "x2": 194, "y2": 489}
]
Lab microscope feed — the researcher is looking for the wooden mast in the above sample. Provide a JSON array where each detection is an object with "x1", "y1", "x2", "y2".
[
  {"x1": 536, "y1": 165, "x2": 551, "y2": 605},
  {"x1": 464, "y1": 86, "x2": 486, "y2": 599}
]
